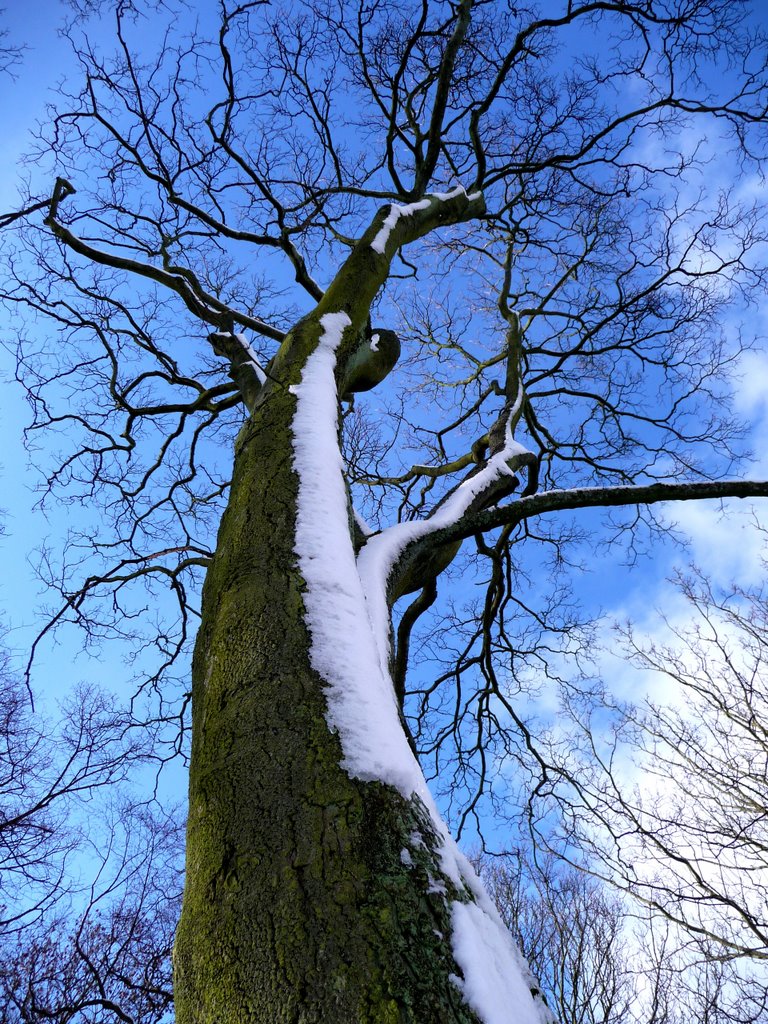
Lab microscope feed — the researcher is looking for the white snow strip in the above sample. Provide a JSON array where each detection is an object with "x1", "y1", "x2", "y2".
[
  {"x1": 451, "y1": 900, "x2": 551, "y2": 1024},
  {"x1": 353, "y1": 507, "x2": 374, "y2": 537},
  {"x1": 430, "y1": 185, "x2": 471, "y2": 201},
  {"x1": 371, "y1": 198, "x2": 432, "y2": 254},
  {"x1": 233, "y1": 332, "x2": 267, "y2": 384},
  {"x1": 449, "y1": 849, "x2": 553, "y2": 1024},
  {"x1": 291, "y1": 311, "x2": 439, "y2": 796},
  {"x1": 210, "y1": 330, "x2": 267, "y2": 384},
  {"x1": 291, "y1": 311, "x2": 548, "y2": 1024},
  {"x1": 370, "y1": 333, "x2": 380, "y2": 352},
  {"x1": 370, "y1": 185, "x2": 479, "y2": 255}
]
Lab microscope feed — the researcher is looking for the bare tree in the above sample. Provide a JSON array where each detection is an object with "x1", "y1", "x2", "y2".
[
  {"x1": 480, "y1": 853, "x2": 636, "y2": 1024},
  {"x1": 0, "y1": 10, "x2": 22, "y2": 78},
  {"x1": 0, "y1": 639, "x2": 177, "y2": 1023},
  {"x1": 0, "y1": 644, "x2": 147, "y2": 933},
  {"x1": 480, "y1": 851, "x2": 768, "y2": 1024},
  {"x1": 0, "y1": 800, "x2": 181, "y2": 1024},
  {"x1": 3, "y1": 0, "x2": 768, "y2": 1019},
  {"x1": 546, "y1": 570, "x2": 768, "y2": 970}
]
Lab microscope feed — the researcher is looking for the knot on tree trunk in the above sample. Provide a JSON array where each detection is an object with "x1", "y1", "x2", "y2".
[{"x1": 341, "y1": 327, "x2": 401, "y2": 397}]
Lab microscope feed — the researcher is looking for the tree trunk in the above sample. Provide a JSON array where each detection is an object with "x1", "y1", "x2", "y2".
[
  {"x1": 172, "y1": 365, "x2": 473, "y2": 1023},
  {"x1": 172, "y1": 196, "x2": 550, "y2": 1023}
]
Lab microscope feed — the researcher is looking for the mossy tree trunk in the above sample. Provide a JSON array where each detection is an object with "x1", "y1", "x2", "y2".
[
  {"x1": 172, "y1": 191, "x2": 531, "y2": 1023},
  {"x1": 173, "y1": 369, "x2": 479, "y2": 1022}
]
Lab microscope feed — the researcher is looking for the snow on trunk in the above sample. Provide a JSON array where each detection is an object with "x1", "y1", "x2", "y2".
[
  {"x1": 370, "y1": 185, "x2": 484, "y2": 254},
  {"x1": 291, "y1": 311, "x2": 553, "y2": 1024}
]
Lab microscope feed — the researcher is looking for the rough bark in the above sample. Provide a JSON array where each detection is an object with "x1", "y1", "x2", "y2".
[
  {"x1": 172, "y1": 321, "x2": 483, "y2": 1022},
  {"x1": 168, "y1": 188, "x2": 557, "y2": 1021}
]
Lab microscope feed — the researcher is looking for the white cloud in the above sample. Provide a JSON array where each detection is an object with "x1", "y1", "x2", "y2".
[
  {"x1": 736, "y1": 348, "x2": 768, "y2": 425},
  {"x1": 665, "y1": 499, "x2": 765, "y2": 586}
]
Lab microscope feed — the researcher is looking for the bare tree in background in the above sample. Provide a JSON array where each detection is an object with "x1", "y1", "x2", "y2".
[
  {"x1": 543, "y1": 571, "x2": 768, "y2": 983},
  {"x1": 480, "y1": 851, "x2": 768, "y2": 1024},
  {"x1": 0, "y1": 800, "x2": 181, "y2": 1024},
  {"x1": 0, "y1": 634, "x2": 180, "y2": 1022},
  {"x1": 0, "y1": 10, "x2": 22, "y2": 77},
  {"x1": 3, "y1": 0, "x2": 768, "y2": 1019},
  {"x1": 480, "y1": 852, "x2": 635, "y2": 1024},
  {"x1": 0, "y1": 647, "x2": 146, "y2": 932}
]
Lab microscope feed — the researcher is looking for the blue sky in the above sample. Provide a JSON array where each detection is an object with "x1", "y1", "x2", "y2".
[
  {"x1": 2, "y1": 11, "x2": 768, "y2": 1014},
  {"x1": 1, "y1": 2, "x2": 80, "y2": 672},
  {"x1": 2, "y1": 0, "x2": 768, "y2": 763}
]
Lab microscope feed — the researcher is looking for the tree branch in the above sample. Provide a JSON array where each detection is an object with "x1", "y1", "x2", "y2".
[
  {"x1": 44, "y1": 182, "x2": 285, "y2": 341},
  {"x1": 428, "y1": 478, "x2": 768, "y2": 552}
]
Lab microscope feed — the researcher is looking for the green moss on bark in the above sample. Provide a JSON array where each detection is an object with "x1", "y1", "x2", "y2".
[{"x1": 173, "y1": 348, "x2": 483, "y2": 1022}]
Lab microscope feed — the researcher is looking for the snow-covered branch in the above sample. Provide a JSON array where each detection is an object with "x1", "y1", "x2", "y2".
[
  {"x1": 208, "y1": 331, "x2": 267, "y2": 413},
  {"x1": 316, "y1": 185, "x2": 485, "y2": 340},
  {"x1": 368, "y1": 186, "x2": 484, "y2": 258},
  {"x1": 357, "y1": 378, "x2": 538, "y2": 655},
  {"x1": 418, "y1": 478, "x2": 768, "y2": 550}
]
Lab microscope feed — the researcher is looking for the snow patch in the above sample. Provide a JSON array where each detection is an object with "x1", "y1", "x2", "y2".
[
  {"x1": 451, "y1": 900, "x2": 551, "y2": 1024},
  {"x1": 370, "y1": 185, "x2": 479, "y2": 254},
  {"x1": 370, "y1": 332, "x2": 380, "y2": 352}
]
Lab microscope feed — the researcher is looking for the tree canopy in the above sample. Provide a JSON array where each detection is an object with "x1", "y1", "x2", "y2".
[{"x1": 3, "y1": 1, "x2": 768, "y2": 1021}]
